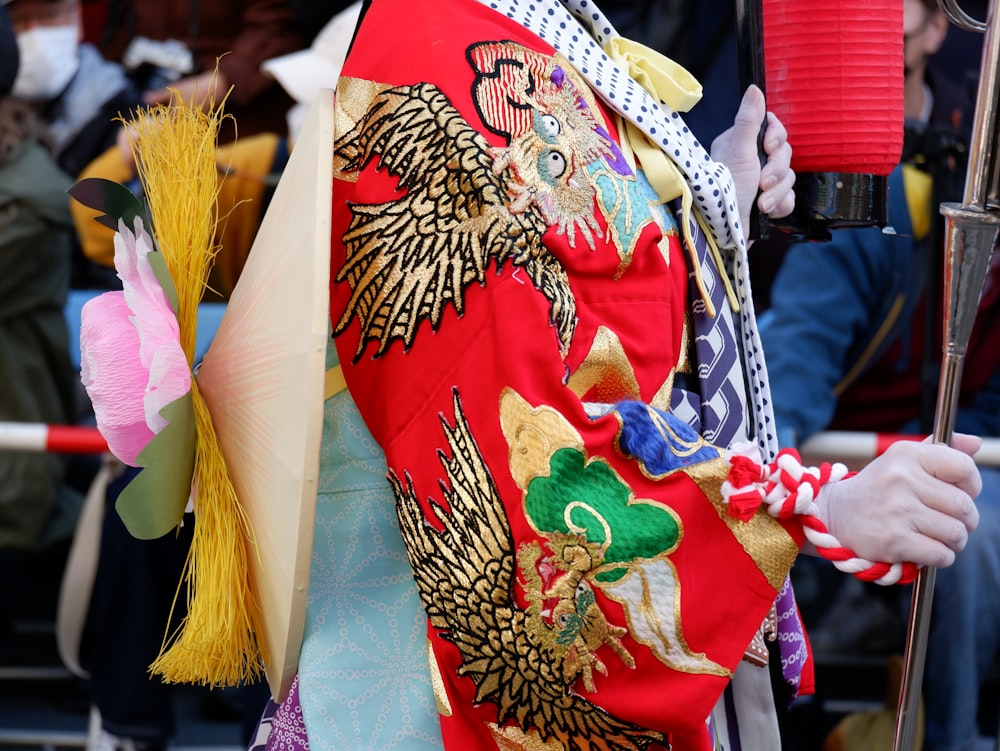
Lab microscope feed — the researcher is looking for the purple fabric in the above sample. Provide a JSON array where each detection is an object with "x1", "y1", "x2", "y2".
[
  {"x1": 247, "y1": 694, "x2": 277, "y2": 751},
  {"x1": 247, "y1": 674, "x2": 310, "y2": 751},
  {"x1": 775, "y1": 575, "x2": 810, "y2": 699},
  {"x1": 672, "y1": 204, "x2": 807, "y2": 699},
  {"x1": 268, "y1": 676, "x2": 309, "y2": 751}
]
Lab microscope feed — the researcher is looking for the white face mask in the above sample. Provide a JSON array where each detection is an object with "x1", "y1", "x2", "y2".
[{"x1": 12, "y1": 25, "x2": 80, "y2": 101}]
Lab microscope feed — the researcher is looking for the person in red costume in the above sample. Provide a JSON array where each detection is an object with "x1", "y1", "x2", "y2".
[{"x1": 294, "y1": 0, "x2": 981, "y2": 749}]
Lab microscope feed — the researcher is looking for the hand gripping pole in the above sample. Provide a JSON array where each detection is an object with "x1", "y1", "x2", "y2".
[{"x1": 893, "y1": 0, "x2": 1000, "y2": 747}]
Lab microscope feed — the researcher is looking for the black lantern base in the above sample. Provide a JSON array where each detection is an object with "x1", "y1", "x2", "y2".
[{"x1": 770, "y1": 171, "x2": 889, "y2": 242}]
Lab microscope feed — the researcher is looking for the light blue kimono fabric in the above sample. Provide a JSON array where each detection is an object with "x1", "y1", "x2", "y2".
[{"x1": 297, "y1": 339, "x2": 444, "y2": 750}]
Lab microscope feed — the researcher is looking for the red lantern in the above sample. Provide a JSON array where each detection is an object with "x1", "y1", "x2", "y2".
[
  {"x1": 758, "y1": 0, "x2": 904, "y2": 237},
  {"x1": 764, "y1": 0, "x2": 904, "y2": 174}
]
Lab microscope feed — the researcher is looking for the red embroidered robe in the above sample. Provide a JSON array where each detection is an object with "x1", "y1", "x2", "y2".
[{"x1": 329, "y1": 1, "x2": 804, "y2": 747}]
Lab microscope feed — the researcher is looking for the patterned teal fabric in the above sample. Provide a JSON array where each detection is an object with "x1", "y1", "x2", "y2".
[{"x1": 296, "y1": 338, "x2": 443, "y2": 750}]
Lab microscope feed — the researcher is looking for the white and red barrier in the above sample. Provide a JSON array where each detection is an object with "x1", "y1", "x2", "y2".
[
  {"x1": 800, "y1": 431, "x2": 1000, "y2": 466},
  {"x1": 3, "y1": 423, "x2": 998, "y2": 467},
  {"x1": 0, "y1": 423, "x2": 108, "y2": 454}
]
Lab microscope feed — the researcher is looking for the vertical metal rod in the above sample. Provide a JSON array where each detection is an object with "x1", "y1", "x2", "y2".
[
  {"x1": 893, "y1": 351, "x2": 962, "y2": 750},
  {"x1": 892, "y1": 210, "x2": 1000, "y2": 749},
  {"x1": 893, "y1": 0, "x2": 1000, "y2": 742},
  {"x1": 961, "y1": 0, "x2": 1000, "y2": 211}
]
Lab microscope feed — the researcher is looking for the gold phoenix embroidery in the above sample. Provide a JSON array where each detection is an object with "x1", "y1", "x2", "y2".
[
  {"x1": 487, "y1": 722, "x2": 566, "y2": 751},
  {"x1": 332, "y1": 78, "x2": 577, "y2": 360},
  {"x1": 390, "y1": 390, "x2": 665, "y2": 749}
]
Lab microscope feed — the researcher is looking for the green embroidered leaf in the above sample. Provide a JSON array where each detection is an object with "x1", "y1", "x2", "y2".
[
  {"x1": 525, "y1": 447, "x2": 681, "y2": 583},
  {"x1": 116, "y1": 393, "x2": 196, "y2": 539}
]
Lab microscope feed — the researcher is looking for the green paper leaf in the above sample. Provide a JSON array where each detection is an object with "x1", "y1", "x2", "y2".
[
  {"x1": 116, "y1": 393, "x2": 196, "y2": 540},
  {"x1": 68, "y1": 177, "x2": 150, "y2": 233},
  {"x1": 146, "y1": 248, "x2": 181, "y2": 316}
]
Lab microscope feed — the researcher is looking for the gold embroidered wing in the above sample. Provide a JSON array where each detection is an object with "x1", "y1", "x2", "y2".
[
  {"x1": 390, "y1": 391, "x2": 665, "y2": 751},
  {"x1": 333, "y1": 83, "x2": 577, "y2": 360}
]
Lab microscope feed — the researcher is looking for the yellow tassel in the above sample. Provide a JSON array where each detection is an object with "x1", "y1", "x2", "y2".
[
  {"x1": 126, "y1": 87, "x2": 224, "y2": 359},
  {"x1": 150, "y1": 381, "x2": 265, "y2": 686},
  {"x1": 124, "y1": 74, "x2": 265, "y2": 686}
]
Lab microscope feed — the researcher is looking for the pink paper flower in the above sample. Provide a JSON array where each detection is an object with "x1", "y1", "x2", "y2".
[{"x1": 80, "y1": 217, "x2": 191, "y2": 465}]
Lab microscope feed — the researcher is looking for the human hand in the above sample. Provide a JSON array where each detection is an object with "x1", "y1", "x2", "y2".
[
  {"x1": 814, "y1": 434, "x2": 982, "y2": 569},
  {"x1": 143, "y1": 70, "x2": 228, "y2": 109},
  {"x1": 116, "y1": 124, "x2": 138, "y2": 174},
  {"x1": 710, "y1": 85, "x2": 794, "y2": 237}
]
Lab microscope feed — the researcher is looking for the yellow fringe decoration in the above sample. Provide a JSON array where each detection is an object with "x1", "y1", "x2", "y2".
[
  {"x1": 124, "y1": 80, "x2": 265, "y2": 686},
  {"x1": 152, "y1": 382, "x2": 264, "y2": 685}
]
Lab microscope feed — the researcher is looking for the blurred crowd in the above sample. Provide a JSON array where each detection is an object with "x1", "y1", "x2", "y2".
[
  {"x1": 0, "y1": 2, "x2": 355, "y2": 749},
  {"x1": 0, "y1": 1, "x2": 996, "y2": 750}
]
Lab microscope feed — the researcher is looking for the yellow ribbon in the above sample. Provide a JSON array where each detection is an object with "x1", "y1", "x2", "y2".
[
  {"x1": 604, "y1": 37, "x2": 739, "y2": 316},
  {"x1": 605, "y1": 37, "x2": 704, "y2": 114},
  {"x1": 902, "y1": 164, "x2": 932, "y2": 241},
  {"x1": 324, "y1": 364, "x2": 348, "y2": 400}
]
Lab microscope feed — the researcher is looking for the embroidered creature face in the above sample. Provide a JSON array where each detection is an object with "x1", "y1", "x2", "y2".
[
  {"x1": 500, "y1": 103, "x2": 602, "y2": 249},
  {"x1": 516, "y1": 533, "x2": 634, "y2": 693},
  {"x1": 478, "y1": 55, "x2": 613, "y2": 251}
]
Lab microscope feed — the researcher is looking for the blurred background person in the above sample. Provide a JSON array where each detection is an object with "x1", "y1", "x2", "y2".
[
  {"x1": 3, "y1": 0, "x2": 140, "y2": 289},
  {"x1": 74, "y1": 0, "x2": 363, "y2": 297},
  {"x1": 758, "y1": 0, "x2": 1000, "y2": 748},
  {"x1": 4, "y1": 0, "x2": 139, "y2": 180},
  {"x1": 0, "y1": 0, "x2": 80, "y2": 658},
  {"x1": 68, "y1": 0, "x2": 307, "y2": 295},
  {"x1": 92, "y1": 0, "x2": 303, "y2": 141}
]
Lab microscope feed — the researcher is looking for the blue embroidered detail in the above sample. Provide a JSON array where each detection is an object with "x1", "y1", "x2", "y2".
[{"x1": 615, "y1": 400, "x2": 720, "y2": 476}]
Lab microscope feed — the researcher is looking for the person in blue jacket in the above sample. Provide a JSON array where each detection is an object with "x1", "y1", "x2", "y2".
[{"x1": 759, "y1": 1, "x2": 1000, "y2": 747}]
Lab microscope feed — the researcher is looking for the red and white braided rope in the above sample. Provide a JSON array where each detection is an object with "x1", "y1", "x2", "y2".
[{"x1": 721, "y1": 442, "x2": 918, "y2": 586}]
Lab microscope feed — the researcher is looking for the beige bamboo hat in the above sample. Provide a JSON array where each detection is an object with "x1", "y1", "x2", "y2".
[{"x1": 196, "y1": 87, "x2": 334, "y2": 702}]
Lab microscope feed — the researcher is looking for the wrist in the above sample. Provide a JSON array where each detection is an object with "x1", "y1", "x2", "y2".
[
  {"x1": 720, "y1": 443, "x2": 916, "y2": 585},
  {"x1": 813, "y1": 479, "x2": 837, "y2": 539}
]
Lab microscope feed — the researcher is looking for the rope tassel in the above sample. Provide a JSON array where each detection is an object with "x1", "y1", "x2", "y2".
[
  {"x1": 150, "y1": 382, "x2": 265, "y2": 685},
  {"x1": 721, "y1": 442, "x2": 919, "y2": 586}
]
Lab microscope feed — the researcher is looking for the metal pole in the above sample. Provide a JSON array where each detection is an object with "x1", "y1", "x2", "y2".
[{"x1": 893, "y1": 0, "x2": 1000, "y2": 745}]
